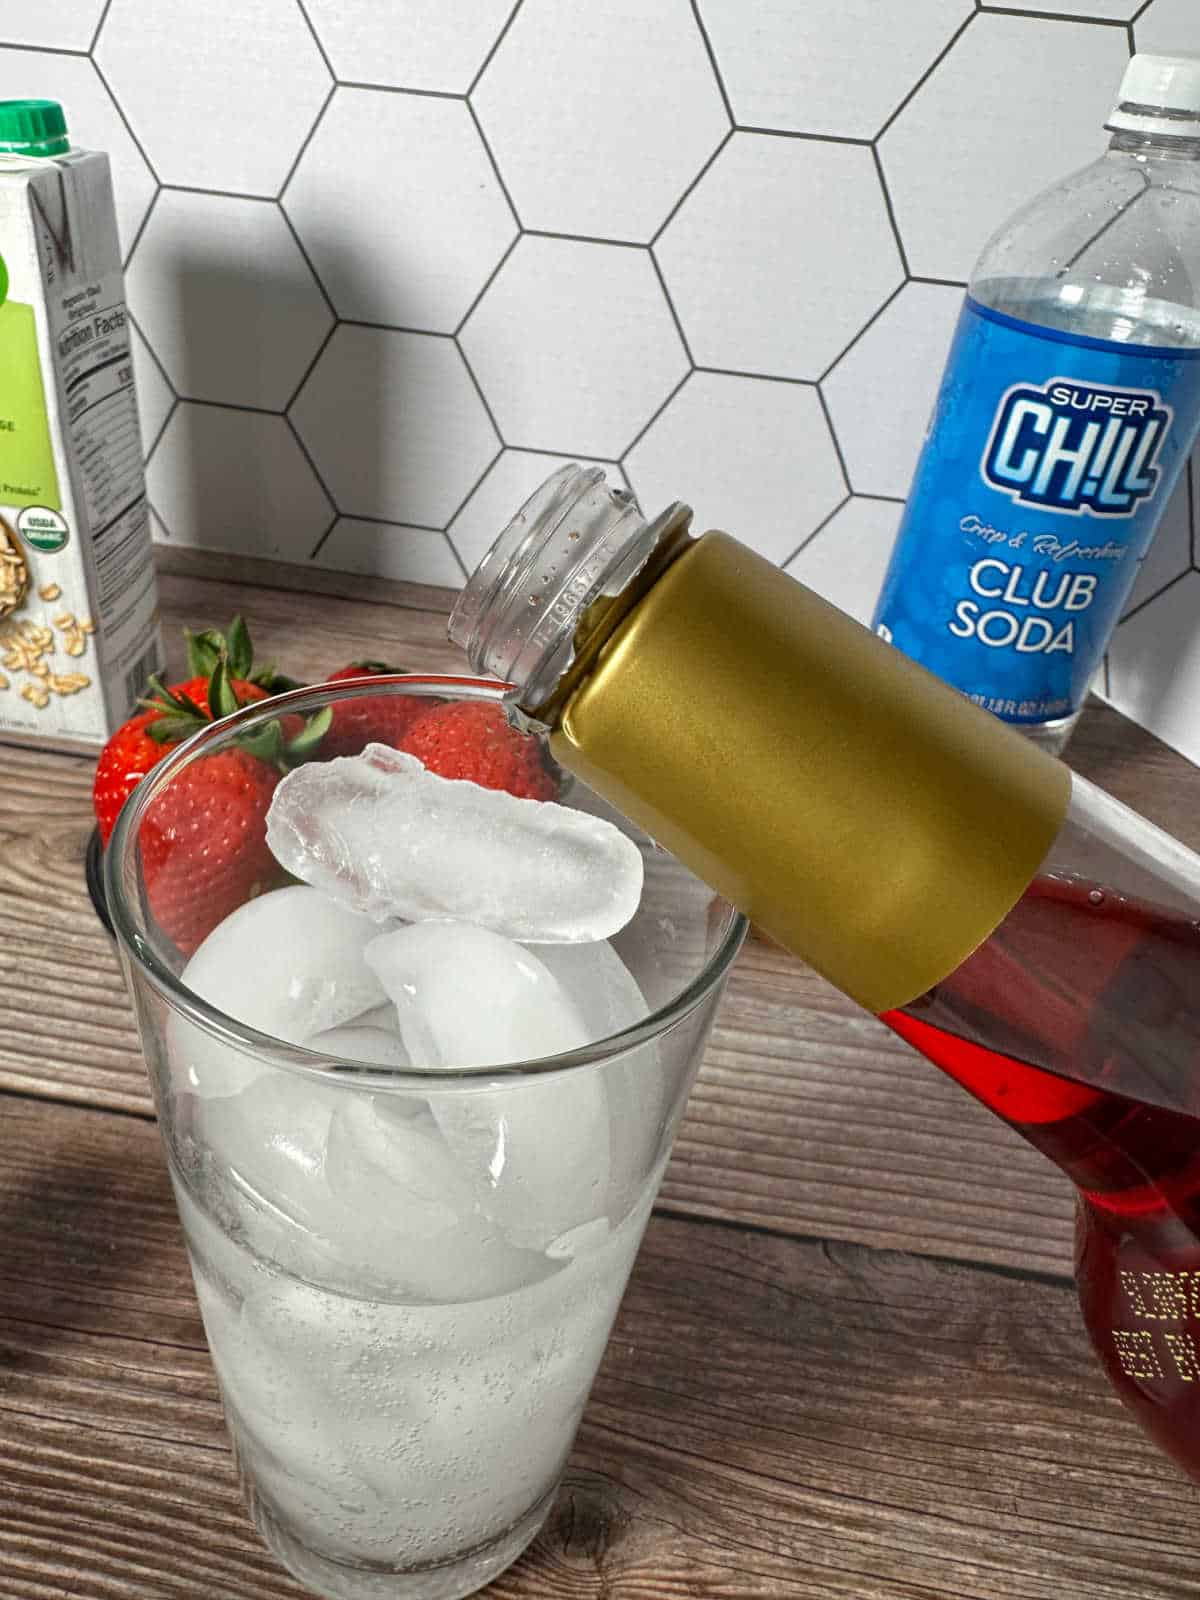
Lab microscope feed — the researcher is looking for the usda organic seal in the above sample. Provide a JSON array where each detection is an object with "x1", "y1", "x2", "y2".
[{"x1": 17, "y1": 506, "x2": 69, "y2": 553}]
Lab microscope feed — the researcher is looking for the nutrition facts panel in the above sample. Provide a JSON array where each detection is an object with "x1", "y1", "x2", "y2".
[
  {"x1": 59, "y1": 303, "x2": 153, "y2": 618},
  {"x1": 63, "y1": 310, "x2": 142, "y2": 520}
]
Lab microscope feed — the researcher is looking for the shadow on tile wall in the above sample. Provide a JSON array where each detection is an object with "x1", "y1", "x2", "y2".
[{"x1": 1, "y1": 0, "x2": 1199, "y2": 761}]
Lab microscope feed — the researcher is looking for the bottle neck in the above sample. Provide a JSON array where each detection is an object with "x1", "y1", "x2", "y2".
[
  {"x1": 1107, "y1": 115, "x2": 1200, "y2": 160},
  {"x1": 449, "y1": 463, "x2": 692, "y2": 719}
]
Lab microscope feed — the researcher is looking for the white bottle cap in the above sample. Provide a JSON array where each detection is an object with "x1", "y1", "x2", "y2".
[{"x1": 1108, "y1": 53, "x2": 1200, "y2": 137}]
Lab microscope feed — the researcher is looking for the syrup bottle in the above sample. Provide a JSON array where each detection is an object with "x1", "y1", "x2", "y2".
[{"x1": 450, "y1": 463, "x2": 1200, "y2": 1480}]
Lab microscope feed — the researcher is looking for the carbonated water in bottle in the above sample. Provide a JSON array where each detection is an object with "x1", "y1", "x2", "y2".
[{"x1": 872, "y1": 53, "x2": 1200, "y2": 753}]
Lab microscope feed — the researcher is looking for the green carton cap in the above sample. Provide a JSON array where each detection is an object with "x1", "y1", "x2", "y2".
[{"x1": 0, "y1": 100, "x2": 69, "y2": 157}]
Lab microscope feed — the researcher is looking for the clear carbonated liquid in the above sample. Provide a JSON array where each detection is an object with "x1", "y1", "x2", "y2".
[{"x1": 172, "y1": 1167, "x2": 656, "y2": 1580}]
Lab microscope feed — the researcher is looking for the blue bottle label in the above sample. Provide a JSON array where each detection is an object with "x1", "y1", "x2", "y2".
[{"x1": 872, "y1": 297, "x2": 1200, "y2": 724}]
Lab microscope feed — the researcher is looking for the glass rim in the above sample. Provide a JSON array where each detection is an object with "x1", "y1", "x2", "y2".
[{"x1": 105, "y1": 673, "x2": 749, "y2": 1088}]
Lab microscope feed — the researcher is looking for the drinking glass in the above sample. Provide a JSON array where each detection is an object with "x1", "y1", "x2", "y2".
[{"x1": 105, "y1": 676, "x2": 746, "y2": 1600}]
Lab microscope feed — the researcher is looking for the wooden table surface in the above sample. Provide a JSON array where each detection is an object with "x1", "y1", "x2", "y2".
[{"x1": 2, "y1": 547, "x2": 1200, "y2": 1599}]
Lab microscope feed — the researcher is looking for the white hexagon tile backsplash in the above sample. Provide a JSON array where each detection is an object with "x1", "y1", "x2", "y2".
[{"x1": 2, "y1": 0, "x2": 1199, "y2": 761}]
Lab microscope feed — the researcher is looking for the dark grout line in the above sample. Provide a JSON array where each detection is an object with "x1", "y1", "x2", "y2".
[
  {"x1": 466, "y1": 0, "x2": 525, "y2": 99},
  {"x1": 156, "y1": 181, "x2": 276, "y2": 202},
  {"x1": 126, "y1": 304, "x2": 177, "y2": 399},
  {"x1": 816, "y1": 383, "x2": 852, "y2": 497},
  {"x1": 523, "y1": 227, "x2": 643, "y2": 249},
  {"x1": 977, "y1": 4, "x2": 1130, "y2": 23},
  {"x1": 454, "y1": 232, "x2": 521, "y2": 337},
  {"x1": 688, "y1": 0, "x2": 736, "y2": 126},
  {"x1": 0, "y1": 39, "x2": 87, "y2": 55},
  {"x1": 291, "y1": 0, "x2": 337, "y2": 82},
  {"x1": 284, "y1": 412, "x2": 340, "y2": 517},
  {"x1": 649, "y1": 249, "x2": 695, "y2": 366},
  {"x1": 779, "y1": 492, "x2": 852, "y2": 568},
  {"x1": 873, "y1": 8, "x2": 976, "y2": 142},
  {"x1": 276, "y1": 78, "x2": 337, "y2": 205},
  {"x1": 735, "y1": 125, "x2": 872, "y2": 147},
  {"x1": 185, "y1": 396, "x2": 281, "y2": 418},
  {"x1": 650, "y1": 125, "x2": 734, "y2": 248},
  {"x1": 283, "y1": 319, "x2": 337, "y2": 414},
  {"x1": 142, "y1": 394, "x2": 177, "y2": 464},
  {"x1": 277, "y1": 199, "x2": 340, "y2": 325},
  {"x1": 441, "y1": 446, "x2": 503, "y2": 531},
  {"x1": 443, "y1": 532, "x2": 470, "y2": 583},
  {"x1": 90, "y1": 53, "x2": 162, "y2": 185},
  {"x1": 308, "y1": 509, "x2": 339, "y2": 561},
  {"x1": 338, "y1": 317, "x2": 454, "y2": 339},
  {"x1": 120, "y1": 184, "x2": 157, "y2": 275},
  {"x1": 619, "y1": 368, "x2": 693, "y2": 463},
  {"x1": 694, "y1": 365, "x2": 812, "y2": 387},
  {"x1": 455, "y1": 341, "x2": 506, "y2": 448},
  {"x1": 334, "y1": 80, "x2": 464, "y2": 100},
  {"x1": 871, "y1": 146, "x2": 911, "y2": 279},
  {"x1": 466, "y1": 97, "x2": 523, "y2": 231},
  {"x1": 816, "y1": 278, "x2": 906, "y2": 385},
  {"x1": 88, "y1": 0, "x2": 115, "y2": 54},
  {"x1": 1118, "y1": 565, "x2": 1191, "y2": 626}
]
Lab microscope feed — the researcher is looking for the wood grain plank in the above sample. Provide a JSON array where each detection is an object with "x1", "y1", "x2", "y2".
[{"x1": 0, "y1": 1093, "x2": 1196, "y2": 1600}]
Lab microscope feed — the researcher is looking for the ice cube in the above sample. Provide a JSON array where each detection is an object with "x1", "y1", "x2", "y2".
[
  {"x1": 536, "y1": 939, "x2": 666, "y2": 1225},
  {"x1": 532, "y1": 939, "x2": 650, "y2": 1042},
  {"x1": 364, "y1": 921, "x2": 593, "y2": 1069},
  {"x1": 322, "y1": 1094, "x2": 551, "y2": 1300},
  {"x1": 265, "y1": 743, "x2": 643, "y2": 942},
  {"x1": 192, "y1": 1073, "x2": 341, "y2": 1240},
  {"x1": 174, "y1": 885, "x2": 388, "y2": 1098},
  {"x1": 307, "y1": 1023, "x2": 410, "y2": 1068},
  {"x1": 364, "y1": 921, "x2": 614, "y2": 1248}
]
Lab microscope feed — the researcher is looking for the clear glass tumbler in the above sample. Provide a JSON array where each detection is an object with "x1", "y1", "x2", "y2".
[{"x1": 104, "y1": 676, "x2": 746, "y2": 1600}]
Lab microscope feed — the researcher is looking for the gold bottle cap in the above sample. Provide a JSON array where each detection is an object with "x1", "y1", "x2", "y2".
[{"x1": 452, "y1": 468, "x2": 1072, "y2": 1013}]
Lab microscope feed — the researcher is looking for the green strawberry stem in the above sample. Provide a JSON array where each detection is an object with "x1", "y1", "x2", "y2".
[{"x1": 142, "y1": 626, "x2": 331, "y2": 770}]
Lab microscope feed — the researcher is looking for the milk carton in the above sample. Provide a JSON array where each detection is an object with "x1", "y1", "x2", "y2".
[{"x1": 0, "y1": 98, "x2": 162, "y2": 751}]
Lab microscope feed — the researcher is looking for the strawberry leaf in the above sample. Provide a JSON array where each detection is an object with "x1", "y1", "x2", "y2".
[
  {"x1": 185, "y1": 629, "x2": 223, "y2": 679},
  {"x1": 146, "y1": 712, "x2": 202, "y2": 744},
  {"x1": 239, "y1": 719, "x2": 285, "y2": 764},
  {"x1": 209, "y1": 654, "x2": 241, "y2": 721},
  {"x1": 225, "y1": 615, "x2": 253, "y2": 680},
  {"x1": 285, "y1": 704, "x2": 332, "y2": 760},
  {"x1": 260, "y1": 670, "x2": 305, "y2": 693},
  {"x1": 141, "y1": 674, "x2": 207, "y2": 721}
]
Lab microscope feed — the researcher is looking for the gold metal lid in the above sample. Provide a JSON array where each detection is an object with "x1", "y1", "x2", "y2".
[{"x1": 547, "y1": 532, "x2": 1072, "y2": 1013}]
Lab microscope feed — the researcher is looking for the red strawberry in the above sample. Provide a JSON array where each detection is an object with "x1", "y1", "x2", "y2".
[
  {"x1": 93, "y1": 617, "x2": 306, "y2": 844},
  {"x1": 398, "y1": 699, "x2": 559, "y2": 801},
  {"x1": 93, "y1": 674, "x2": 272, "y2": 844},
  {"x1": 321, "y1": 661, "x2": 432, "y2": 759},
  {"x1": 138, "y1": 747, "x2": 282, "y2": 955}
]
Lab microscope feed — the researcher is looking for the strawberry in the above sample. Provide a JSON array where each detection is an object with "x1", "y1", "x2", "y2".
[
  {"x1": 320, "y1": 660, "x2": 432, "y2": 759},
  {"x1": 93, "y1": 617, "x2": 306, "y2": 844},
  {"x1": 398, "y1": 699, "x2": 559, "y2": 801},
  {"x1": 139, "y1": 746, "x2": 282, "y2": 956}
]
